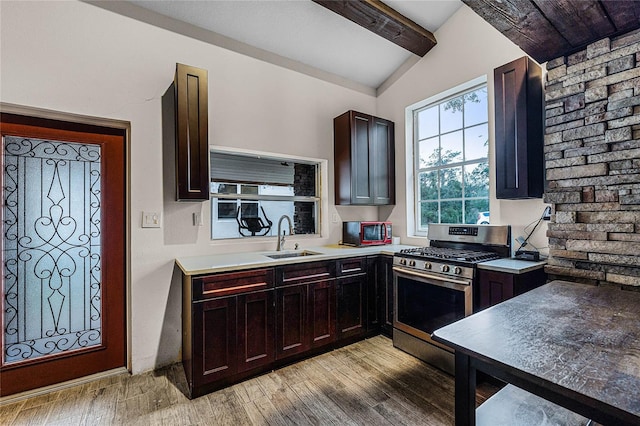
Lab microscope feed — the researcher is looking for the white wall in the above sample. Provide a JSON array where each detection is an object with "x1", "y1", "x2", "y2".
[
  {"x1": 0, "y1": 1, "x2": 551, "y2": 376},
  {"x1": 0, "y1": 1, "x2": 378, "y2": 374},
  {"x1": 377, "y1": 5, "x2": 550, "y2": 255}
]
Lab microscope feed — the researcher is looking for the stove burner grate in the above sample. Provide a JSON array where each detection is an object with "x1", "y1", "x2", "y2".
[{"x1": 398, "y1": 246, "x2": 501, "y2": 263}]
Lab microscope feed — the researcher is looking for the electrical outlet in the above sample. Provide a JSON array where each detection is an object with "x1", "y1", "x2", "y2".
[
  {"x1": 542, "y1": 206, "x2": 552, "y2": 220},
  {"x1": 193, "y1": 212, "x2": 203, "y2": 226},
  {"x1": 142, "y1": 211, "x2": 161, "y2": 228}
]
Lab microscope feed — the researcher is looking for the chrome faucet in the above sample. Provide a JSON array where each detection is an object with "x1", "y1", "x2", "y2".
[{"x1": 276, "y1": 215, "x2": 294, "y2": 251}]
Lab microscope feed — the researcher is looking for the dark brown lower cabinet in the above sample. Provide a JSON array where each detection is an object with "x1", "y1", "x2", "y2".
[
  {"x1": 336, "y1": 274, "x2": 367, "y2": 340},
  {"x1": 308, "y1": 280, "x2": 336, "y2": 348},
  {"x1": 476, "y1": 267, "x2": 547, "y2": 312},
  {"x1": 367, "y1": 255, "x2": 393, "y2": 336},
  {"x1": 276, "y1": 284, "x2": 310, "y2": 359},
  {"x1": 194, "y1": 297, "x2": 237, "y2": 387},
  {"x1": 237, "y1": 291, "x2": 275, "y2": 372}
]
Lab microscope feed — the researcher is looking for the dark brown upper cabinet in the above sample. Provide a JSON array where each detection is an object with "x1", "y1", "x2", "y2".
[
  {"x1": 334, "y1": 111, "x2": 395, "y2": 205},
  {"x1": 494, "y1": 57, "x2": 544, "y2": 199},
  {"x1": 172, "y1": 63, "x2": 209, "y2": 201}
]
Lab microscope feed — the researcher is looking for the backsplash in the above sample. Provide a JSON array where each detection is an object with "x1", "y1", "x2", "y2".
[{"x1": 544, "y1": 29, "x2": 640, "y2": 288}]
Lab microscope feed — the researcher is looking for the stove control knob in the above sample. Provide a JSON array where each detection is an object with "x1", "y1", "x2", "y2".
[
  {"x1": 441, "y1": 265, "x2": 450, "y2": 273},
  {"x1": 424, "y1": 262, "x2": 432, "y2": 270},
  {"x1": 454, "y1": 266, "x2": 462, "y2": 275},
  {"x1": 399, "y1": 258, "x2": 407, "y2": 266},
  {"x1": 409, "y1": 260, "x2": 416, "y2": 267}
]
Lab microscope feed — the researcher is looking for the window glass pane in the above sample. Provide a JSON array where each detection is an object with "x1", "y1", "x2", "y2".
[
  {"x1": 211, "y1": 183, "x2": 238, "y2": 194},
  {"x1": 464, "y1": 124, "x2": 488, "y2": 161},
  {"x1": 417, "y1": 106, "x2": 439, "y2": 140},
  {"x1": 419, "y1": 136, "x2": 439, "y2": 168},
  {"x1": 261, "y1": 185, "x2": 294, "y2": 196},
  {"x1": 464, "y1": 87, "x2": 488, "y2": 127},
  {"x1": 241, "y1": 202, "x2": 258, "y2": 217},
  {"x1": 241, "y1": 185, "x2": 258, "y2": 195},
  {"x1": 439, "y1": 167, "x2": 462, "y2": 199},
  {"x1": 464, "y1": 163, "x2": 489, "y2": 198},
  {"x1": 440, "y1": 131, "x2": 463, "y2": 164},
  {"x1": 440, "y1": 200, "x2": 463, "y2": 224},
  {"x1": 420, "y1": 202, "x2": 439, "y2": 230},
  {"x1": 419, "y1": 171, "x2": 438, "y2": 201},
  {"x1": 440, "y1": 96, "x2": 463, "y2": 133},
  {"x1": 218, "y1": 201, "x2": 237, "y2": 220},
  {"x1": 465, "y1": 199, "x2": 490, "y2": 225}
]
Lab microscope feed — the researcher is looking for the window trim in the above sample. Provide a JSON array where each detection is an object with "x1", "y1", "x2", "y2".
[
  {"x1": 209, "y1": 147, "x2": 326, "y2": 240},
  {"x1": 405, "y1": 75, "x2": 488, "y2": 237}
]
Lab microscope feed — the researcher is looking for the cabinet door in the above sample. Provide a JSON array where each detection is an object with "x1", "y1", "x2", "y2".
[
  {"x1": 276, "y1": 284, "x2": 310, "y2": 359},
  {"x1": 237, "y1": 290, "x2": 274, "y2": 373},
  {"x1": 494, "y1": 57, "x2": 543, "y2": 199},
  {"x1": 309, "y1": 280, "x2": 336, "y2": 348},
  {"x1": 193, "y1": 297, "x2": 237, "y2": 386},
  {"x1": 337, "y1": 274, "x2": 367, "y2": 340},
  {"x1": 351, "y1": 112, "x2": 373, "y2": 204},
  {"x1": 371, "y1": 118, "x2": 395, "y2": 205},
  {"x1": 174, "y1": 63, "x2": 209, "y2": 201},
  {"x1": 368, "y1": 255, "x2": 394, "y2": 336},
  {"x1": 476, "y1": 270, "x2": 515, "y2": 312}
]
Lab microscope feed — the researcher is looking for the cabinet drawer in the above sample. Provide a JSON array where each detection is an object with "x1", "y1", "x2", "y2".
[
  {"x1": 193, "y1": 268, "x2": 274, "y2": 300},
  {"x1": 337, "y1": 257, "x2": 366, "y2": 276},
  {"x1": 277, "y1": 261, "x2": 336, "y2": 286}
]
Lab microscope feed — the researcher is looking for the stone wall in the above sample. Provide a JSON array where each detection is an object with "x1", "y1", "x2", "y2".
[{"x1": 544, "y1": 30, "x2": 640, "y2": 288}]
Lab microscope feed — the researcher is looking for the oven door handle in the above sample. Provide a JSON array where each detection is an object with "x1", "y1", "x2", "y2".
[{"x1": 393, "y1": 266, "x2": 471, "y2": 287}]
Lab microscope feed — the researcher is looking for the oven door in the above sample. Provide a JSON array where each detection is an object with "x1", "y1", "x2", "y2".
[{"x1": 393, "y1": 266, "x2": 472, "y2": 350}]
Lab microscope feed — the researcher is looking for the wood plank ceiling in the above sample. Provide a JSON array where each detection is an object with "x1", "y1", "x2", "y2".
[{"x1": 462, "y1": 0, "x2": 640, "y2": 63}]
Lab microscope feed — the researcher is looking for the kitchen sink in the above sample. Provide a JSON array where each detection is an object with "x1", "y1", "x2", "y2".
[{"x1": 265, "y1": 250, "x2": 321, "y2": 259}]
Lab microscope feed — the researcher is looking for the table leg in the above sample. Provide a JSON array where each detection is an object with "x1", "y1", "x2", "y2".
[{"x1": 455, "y1": 351, "x2": 476, "y2": 426}]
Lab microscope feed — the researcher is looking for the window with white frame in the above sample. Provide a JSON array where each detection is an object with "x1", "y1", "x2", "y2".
[
  {"x1": 210, "y1": 150, "x2": 320, "y2": 240},
  {"x1": 408, "y1": 77, "x2": 489, "y2": 236}
]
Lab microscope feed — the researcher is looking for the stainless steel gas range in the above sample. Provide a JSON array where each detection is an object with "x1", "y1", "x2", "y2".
[{"x1": 393, "y1": 224, "x2": 511, "y2": 375}]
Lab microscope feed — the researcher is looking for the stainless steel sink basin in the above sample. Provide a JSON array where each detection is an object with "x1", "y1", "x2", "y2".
[{"x1": 265, "y1": 250, "x2": 320, "y2": 259}]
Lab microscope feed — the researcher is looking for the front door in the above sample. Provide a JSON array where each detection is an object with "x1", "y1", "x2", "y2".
[{"x1": 0, "y1": 113, "x2": 126, "y2": 396}]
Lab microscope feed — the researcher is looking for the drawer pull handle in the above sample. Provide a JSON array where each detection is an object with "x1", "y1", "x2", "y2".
[{"x1": 203, "y1": 282, "x2": 266, "y2": 295}]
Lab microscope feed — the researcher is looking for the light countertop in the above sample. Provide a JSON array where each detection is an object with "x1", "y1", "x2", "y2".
[
  {"x1": 478, "y1": 258, "x2": 547, "y2": 274},
  {"x1": 176, "y1": 244, "x2": 415, "y2": 276}
]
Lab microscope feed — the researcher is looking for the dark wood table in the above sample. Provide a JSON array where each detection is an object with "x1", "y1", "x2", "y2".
[{"x1": 432, "y1": 280, "x2": 640, "y2": 426}]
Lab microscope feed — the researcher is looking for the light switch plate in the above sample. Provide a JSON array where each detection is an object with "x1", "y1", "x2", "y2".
[{"x1": 142, "y1": 211, "x2": 161, "y2": 228}]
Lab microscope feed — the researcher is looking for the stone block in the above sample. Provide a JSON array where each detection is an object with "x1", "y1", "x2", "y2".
[
  {"x1": 585, "y1": 86, "x2": 608, "y2": 102},
  {"x1": 555, "y1": 211, "x2": 576, "y2": 223},
  {"x1": 545, "y1": 156, "x2": 586, "y2": 169},
  {"x1": 620, "y1": 194, "x2": 640, "y2": 205},
  {"x1": 587, "y1": 38, "x2": 611, "y2": 59},
  {"x1": 562, "y1": 123, "x2": 606, "y2": 141},
  {"x1": 607, "y1": 55, "x2": 635, "y2": 75},
  {"x1": 605, "y1": 127, "x2": 632, "y2": 143},
  {"x1": 567, "y1": 50, "x2": 587, "y2": 66},
  {"x1": 588, "y1": 147, "x2": 640, "y2": 164},
  {"x1": 595, "y1": 189, "x2": 619, "y2": 202},
  {"x1": 548, "y1": 249, "x2": 589, "y2": 260},
  {"x1": 546, "y1": 56, "x2": 566, "y2": 70},
  {"x1": 546, "y1": 82, "x2": 585, "y2": 101},
  {"x1": 546, "y1": 140, "x2": 583, "y2": 154},
  {"x1": 586, "y1": 67, "x2": 640, "y2": 90},
  {"x1": 547, "y1": 64, "x2": 567, "y2": 82},
  {"x1": 544, "y1": 265, "x2": 606, "y2": 280},
  {"x1": 610, "y1": 159, "x2": 634, "y2": 170},
  {"x1": 544, "y1": 131, "x2": 563, "y2": 144},
  {"x1": 612, "y1": 29, "x2": 640, "y2": 50},
  {"x1": 609, "y1": 76, "x2": 640, "y2": 94},
  {"x1": 587, "y1": 223, "x2": 634, "y2": 232},
  {"x1": 590, "y1": 253, "x2": 640, "y2": 266},
  {"x1": 547, "y1": 119, "x2": 584, "y2": 136},
  {"x1": 609, "y1": 232, "x2": 640, "y2": 242},
  {"x1": 564, "y1": 144, "x2": 609, "y2": 158},
  {"x1": 564, "y1": 93, "x2": 585, "y2": 112},
  {"x1": 546, "y1": 107, "x2": 564, "y2": 118},
  {"x1": 544, "y1": 191, "x2": 582, "y2": 204},
  {"x1": 605, "y1": 114, "x2": 640, "y2": 129},
  {"x1": 605, "y1": 273, "x2": 640, "y2": 286},
  {"x1": 582, "y1": 186, "x2": 595, "y2": 203},
  {"x1": 584, "y1": 107, "x2": 633, "y2": 125},
  {"x1": 578, "y1": 211, "x2": 640, "y2": 223},
  {"x1": 562, "y1": 66, "x2": 607, "y2": 87},
  {"x1": 608, "y1": 88, "x2": 634, "y2": 102},
  {"x1": 608, "y1": 95, "x2": 640, "y2": 111},
  {"x1": 545, "y1": 151, "x2": 564, "y2": 161}
]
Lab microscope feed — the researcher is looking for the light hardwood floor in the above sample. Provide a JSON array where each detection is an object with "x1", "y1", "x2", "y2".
[{"x1": 0, "y1": 336, "x2": 499, "y2": 425}]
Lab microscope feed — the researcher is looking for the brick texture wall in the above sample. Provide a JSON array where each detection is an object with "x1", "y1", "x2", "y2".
[{"x1": 544, "y1": 30, "x2": 640, "y2": 288}]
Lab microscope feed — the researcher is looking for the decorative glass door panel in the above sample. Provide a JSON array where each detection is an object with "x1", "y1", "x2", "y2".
[{"x1": 3, "y1": 136, "x2": 102, "y2": 365}]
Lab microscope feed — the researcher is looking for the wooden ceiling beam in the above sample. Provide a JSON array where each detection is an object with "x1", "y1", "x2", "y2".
[{"x1": 312, "y1": 0, "x2": 437, "y2": 57}]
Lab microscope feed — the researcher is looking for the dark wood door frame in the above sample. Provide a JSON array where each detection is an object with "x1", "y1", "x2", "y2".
[{"x1": 0, "y1": 104, "x2": 130, "y2": 397}]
